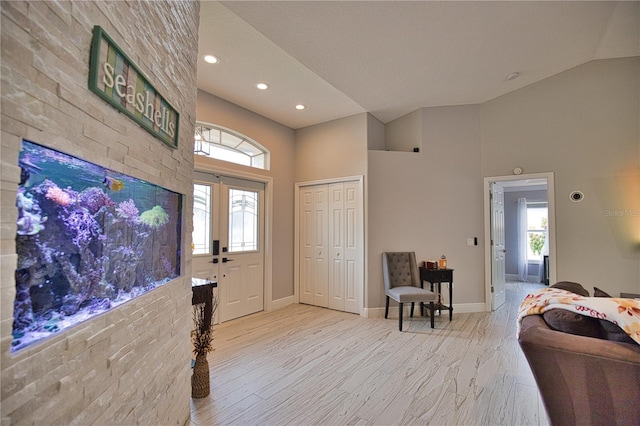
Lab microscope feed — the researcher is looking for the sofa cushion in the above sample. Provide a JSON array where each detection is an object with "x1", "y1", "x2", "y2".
[
  {"x1": 599, "y1": 319, "x2": 637, "y2": 344},
  {"x1": 543, "y1": 309, "x2": 605, "y2": 339},
  {"x1": 590, "y1": 286, "x2": 636, "y2": 342},
  {"x1": 550, "y1": 281, "x2": 590, "y2": 296},
  {"x1": 594, "y1": 286, "x2": 612, "y2": 297}
]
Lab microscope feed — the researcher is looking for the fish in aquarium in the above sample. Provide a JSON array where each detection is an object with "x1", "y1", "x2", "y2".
[
  {"x1": 103, "y1": 176, "x2": 124, "y2": 191},
  {"x1": 12, "y1": 140, "x2": 182, "y2": 352}
]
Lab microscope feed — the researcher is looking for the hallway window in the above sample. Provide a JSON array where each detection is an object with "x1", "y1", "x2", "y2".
[
  {"x1": 194, "y1": 124, "x2": 268, "y2": 170},
  {"x1": 527, "y1": 203, "x2": 548, "y2": 261}
]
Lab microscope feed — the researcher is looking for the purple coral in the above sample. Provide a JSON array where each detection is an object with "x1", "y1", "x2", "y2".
[
  {"x1": 116, "y1": 199, "x2": 139, "y2": 224},
  {"x1": 79, "y1": 187, "x2": 114, "y2": 214},
  {"x1": 63, "y1": 208, "x2": 101, "y2": 248}
]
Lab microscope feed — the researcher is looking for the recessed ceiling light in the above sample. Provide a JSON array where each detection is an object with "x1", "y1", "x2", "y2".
[
  {"x1": 295, "y1": 104, "x2": 306, "y2": 110},
  {"x1": 256, "y1": 83, "x2": 269, "y2": 90},
  {"x1": 506, "y1": 72, "x2": 520, "y2": 81},
  {"x1": 203, "y1": 54, "x2": 219, "y2": 64}
]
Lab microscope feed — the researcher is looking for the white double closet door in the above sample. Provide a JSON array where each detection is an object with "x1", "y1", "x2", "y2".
[{"x1": 298, "y1": 179, "x2": 363, "y2": 314}]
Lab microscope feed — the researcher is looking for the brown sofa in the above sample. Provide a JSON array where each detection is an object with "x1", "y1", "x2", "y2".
[{"x1": 519, "y1": 314, "x2": 640, "y2": 425}]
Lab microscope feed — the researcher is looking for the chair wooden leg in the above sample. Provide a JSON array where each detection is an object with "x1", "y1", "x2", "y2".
[
  {"x1": 399, "y1": 302, "x2": 403, "y2": 331},
  {"x1": 410, "y1": 302, "x2": 415, "y2": 318},
  {"x1": 385, "y1": 296, "x2": 390, "y2": 319},
  {"x1": 429, "y1": 301, "x2": 435, "y2": 328}
]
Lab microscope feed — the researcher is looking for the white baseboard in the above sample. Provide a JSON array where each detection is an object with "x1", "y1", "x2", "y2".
[
  {"x1": 453, "y1": 302, "x2": 486, "y2": 313},
  {"x1": 268, "y1": 295, "x2": 295, "y2": 311}
]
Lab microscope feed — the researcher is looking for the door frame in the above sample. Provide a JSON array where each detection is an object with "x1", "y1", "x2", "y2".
[
  {"x1": 194, "y1": 155, "x2": 275, "y2": 312},
  {"x1": 294, "y1": 175, "x2": 365, "y2": 315},
  {"x1": 483, "y1": 172, "x2": 557, "y2": 311}
]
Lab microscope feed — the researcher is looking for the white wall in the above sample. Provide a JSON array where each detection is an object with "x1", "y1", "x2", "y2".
[
  {"x1": 368, "y1": 105, "x2": 485, "y2": 309},
  {"x1": 196, "y1": 91, "x2": 296, "y2": 300},
  {"x1": 481, "y1": 57, "x2": 640, "y2": 295},
  {"x1": 295, "y1": 113, "x2": 369, "y2": 183},
  {"x1": 367, "y1": 113, "x2": 386, "y2": 151},
  {"x1": 1, "y1": 1, "x2": 198, "y2": 424},
  {"x1": 369, "y1": 58, "x2": 639, "y2": 308},
  {"x1": 385, "y1": 109, "x2": 422, "y2": 152},
  {"x1": 194, "y1": 57, "x2": 639, "y2": 314}
]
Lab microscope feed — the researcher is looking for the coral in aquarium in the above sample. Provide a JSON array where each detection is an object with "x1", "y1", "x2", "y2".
[
  {"x1": 139, "y1": 205, "x2": 170, "y2": 228},
  {"x1": 79, "y1": 186, "x2": 115, "y2": 214},
  {"x1": 44, "y1": 183, "x2": 72, "y2": 206},
  {"x1": 12, "y1": 270, "x2": 33, "y2": 330},
  {"x1": 13, "y1": 140, "x2": 182, "y2": 352},
  {"x1": 16, "y1": 189, "x2": 46, "y2": 235},
  {"x1": 115, "y1": 199, "x2": 140, "y2": 224},
  {"x1": 106, "y1": 245, "x2": 140, "y2": 292},
  {"x1": 63, "y1": 208, "x2": 102, "y2": 249},
  {"x1": 57, "y1": 254, "x2": 108, "y2": 314}
]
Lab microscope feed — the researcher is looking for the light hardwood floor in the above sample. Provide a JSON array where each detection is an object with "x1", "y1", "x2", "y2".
[{"x1": 191, "y1": 282, "x2": 549, "y2": 425}]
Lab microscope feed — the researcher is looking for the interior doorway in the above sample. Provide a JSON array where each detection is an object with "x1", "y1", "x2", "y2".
[{"x1": 483, "y1": 172, "x2": 557, "y2": 311}]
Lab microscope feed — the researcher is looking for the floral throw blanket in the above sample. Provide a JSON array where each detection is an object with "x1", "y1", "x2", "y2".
[{"x1": 517, "y1": 287, "x2": 640, "y2": 345}]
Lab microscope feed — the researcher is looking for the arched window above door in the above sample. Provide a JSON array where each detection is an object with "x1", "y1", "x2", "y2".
[{"x1": 194, "y1": 124, "x2": 269, "y2": 170}]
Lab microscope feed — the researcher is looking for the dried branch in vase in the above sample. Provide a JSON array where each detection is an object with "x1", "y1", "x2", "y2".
[{"x1": 191, "y1": 292, "x2": 218, "y2": 356}]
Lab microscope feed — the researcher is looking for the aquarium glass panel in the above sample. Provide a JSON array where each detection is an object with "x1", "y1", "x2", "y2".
[
  {"x1": 193, "y1": 184, "x2": 212, "y2": 255},
  {"x1": 12, "y1": 140, "x2": 182, "y2": 352},
  {"x1": 228, "y1": 188, "x2": 258, "y2": 252}
]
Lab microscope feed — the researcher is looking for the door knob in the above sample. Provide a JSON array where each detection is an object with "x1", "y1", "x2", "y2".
[{"x1": 222, "y1": 257, "x2": 234, "y2": 263}]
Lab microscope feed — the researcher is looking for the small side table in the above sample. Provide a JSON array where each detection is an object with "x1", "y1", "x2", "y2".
[{"x1": 419, "y1": 268, "x2": 453, "y2": 321}]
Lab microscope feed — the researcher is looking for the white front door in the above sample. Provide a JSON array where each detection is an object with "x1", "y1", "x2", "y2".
[
  {"x1": 192, "y1": 173, "x2": 265, "y2": 322},
  {"x1": 491, "y1": 182, "x2": 506, "y2": 310},
  {"x1": 219, "y1": 182, "x2": 265, "y2": 321}
]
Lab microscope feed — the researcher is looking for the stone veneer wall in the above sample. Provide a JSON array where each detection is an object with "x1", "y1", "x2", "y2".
[{"x1": 1, "y1": 1, "x2": 198, "y2": 424}]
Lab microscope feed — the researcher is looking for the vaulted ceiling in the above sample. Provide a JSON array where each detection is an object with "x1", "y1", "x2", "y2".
[{"x1": 197, "y1": 1, "x2": 639, "y2": 129}]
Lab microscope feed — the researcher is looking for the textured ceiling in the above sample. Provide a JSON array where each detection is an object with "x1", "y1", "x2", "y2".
[{"x1": 197, "y1": 1, "x2": 640, "y2": 129}]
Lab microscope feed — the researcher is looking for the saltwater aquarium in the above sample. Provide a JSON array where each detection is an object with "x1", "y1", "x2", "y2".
[{"x1": 12, "y1": 140, "x2": 182, "y2": 352}]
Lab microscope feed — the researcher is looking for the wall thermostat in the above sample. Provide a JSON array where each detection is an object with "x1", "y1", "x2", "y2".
[
  {"x1": 513, "y1": 167, "x2": 523, "y2": 175},
  {"x1": 569, "y1": 191, "x2": 584, "y2": 202}
]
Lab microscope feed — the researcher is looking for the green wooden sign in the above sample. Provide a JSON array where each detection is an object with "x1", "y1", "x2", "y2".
[{"x1": 89, "y1": 26, "x2": 179, "y2": 149}]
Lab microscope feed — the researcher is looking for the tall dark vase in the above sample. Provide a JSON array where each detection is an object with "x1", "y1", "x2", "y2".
[{"x1": 191, "y1": 353, "x2": 210, "y2": 398}]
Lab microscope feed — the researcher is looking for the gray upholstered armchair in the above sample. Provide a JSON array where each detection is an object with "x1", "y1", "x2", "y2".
[{"x1": 382, "y1": 252, "x2": 436, "y2": 331}]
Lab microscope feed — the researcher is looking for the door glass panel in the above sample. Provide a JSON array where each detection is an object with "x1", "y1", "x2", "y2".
[
  {"x1": 228, "y1": 188, "x2": 258, "y2": 252},
  {"x1": 193, "y1": 183, "x2": 212, "y2": 254}
]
